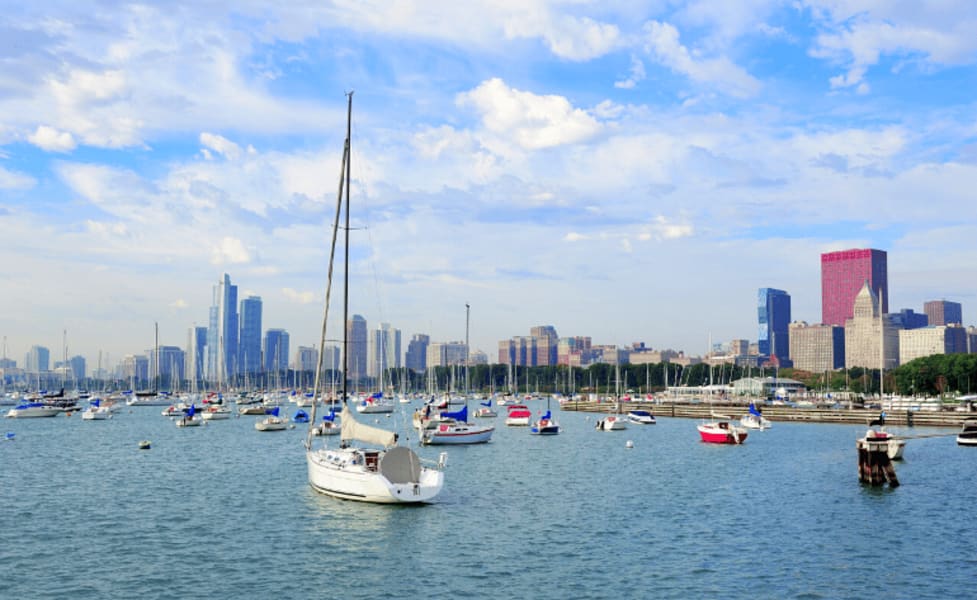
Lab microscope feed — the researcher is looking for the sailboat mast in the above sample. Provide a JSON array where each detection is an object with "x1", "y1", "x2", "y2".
[
  {"x1": 342, "y1": 91, "x2": 352, "y2": 407},
  {"x1": 465, "y1": 303, "x2": 470, "y2": 396}
]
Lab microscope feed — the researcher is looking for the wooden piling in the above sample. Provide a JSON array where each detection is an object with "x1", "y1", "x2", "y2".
[{"x1": 857, "y1": 438, "x2": 899, "y2": 487}]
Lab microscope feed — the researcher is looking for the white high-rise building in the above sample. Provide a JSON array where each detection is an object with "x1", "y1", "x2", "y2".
[{"x1": 844, "y1": 282, "x2": 901, "y2": 370}]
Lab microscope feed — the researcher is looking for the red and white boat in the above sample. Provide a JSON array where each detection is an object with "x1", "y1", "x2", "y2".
[
  {"x1": 505, "y1": 405, "x2": 532, "y2": 426},
  {"x1": 697, "y1": 415, "x2": 748, "y2": 444}
]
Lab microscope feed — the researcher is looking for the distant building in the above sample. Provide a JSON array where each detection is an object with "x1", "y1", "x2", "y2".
[
  {"x1": 530, "y1": 326, "x2": 559, "y2": 366},
  {"x1": 367, "y1": 323, "x2": 401, "y2": 379},
  {"x1": 899, "y1": 325, "x2": 968, "y2": 364},
  {"x1": 557, "y1": 337, "x2": 593, "y2": 367},
  {"x1": 844, "y1": 281, "x2": 900, "y2": 369},
  {"x1": 346, "y1": 315, "x2": 367, "y2": 383},
  {"x1": 729, "y1": 339, "x2": 750, "y2": 357},
  {"x1": 758, "y1": 288, "x2": 791, "y2": 362},
  {"x1": 924, "y1": 300, "x2": 963, "y2": 326},
  {"x1": 154, "y1": 346, "x2": 185, "y2": 383},
  {"x1": 68, "y1": 355, "x2": 86, "y2": 381},
  {"x1": 405, "y1": 334, "x2": 430, "y2": 372},
  {"x1": 25, "y1": 345, "x2": 50, "y2": 373},
  {"x1": 187, "y1": 326, "x2": 208, "y2": 384},
  {"x1": 121, "y1": 354, "x2": 149, "y2": 386},
  {"x1": 968, "y1": 327, "x2": 977, "y2": 354},
  {"x1": 789, "y1": 321, "x2": 844, "y2": 372},
  {"x1": 822, "y1": 248, "x2": 888, "y2": 326},
  {"x1": 239, "y1": 295, "x2": 263, "y2": 375},
  {"x1": 294, "y1": 346, "x2": 318, "y2": 372},
  {"x1": 596, "y1": 345, "x2": 629, "y2": 365},
  {"x1": 264, "y1": 329, "x2": 290, "y2": 374},
  {"x1": 321, "y1": 345, "x2": 340, "y2": 373},
  {"x1": 629, "y1": 348, "x2": 679, "y2": 365},
  {"x1": 893, "y1": 308, "x2": 928, "y2": 330},
  {"x1": 208, "y1": 273, "x2": 239, "y2": 382},
  {"x1": 732, "y1": 377, "x2": 806, "y2": 397},
  {"x1": 427, "y1": 341, "x2": 467, "y2": 368}
]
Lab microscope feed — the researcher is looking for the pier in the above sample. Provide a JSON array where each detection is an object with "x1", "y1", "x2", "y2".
[{"x1": 560, "y1": 400, "x2": 974, "y2": 428}]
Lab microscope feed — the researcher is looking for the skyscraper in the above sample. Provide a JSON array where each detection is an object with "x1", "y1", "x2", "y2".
[
  {"x1": 187, "y1": 326, "x2": 208, "y2": 385},
  {"x1": 406, "y1": 334, "x2": 430, "y2": 372},
  {"x1": 758, "y1": 288, "x2": 791, "y2": 361},
  {"x1": 821, "y1": 248, "x2": 888, "y2": 326},
  {"x1": 264, "y1": 329, "x2": 289, "y2": 374},
  {"x1": 844, "y1": 282, "x2": 900, "y2": 369},
  {"x1": 346, "y1": 315, "x2": 367, "y2": 384},
  {"x1": 207, "y1": 273, "x2": 239, "y2": 383},
  {"x1": 239, "y1": 295, "x2": 263, "y2": 375},
  {"x1": 923, "y1": 300, "x2": 963, "y2": 326},
  {"x1": 25, "y1": 345, "x2": 50, "y2": 372},
  {"x1": 368, "y1": 323, "x2": 401, "y2": 379}
]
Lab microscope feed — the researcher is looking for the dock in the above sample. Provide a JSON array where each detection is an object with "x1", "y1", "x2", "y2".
[{"x1": 560, "y1": 400, "x2": 974, "y2": 428}]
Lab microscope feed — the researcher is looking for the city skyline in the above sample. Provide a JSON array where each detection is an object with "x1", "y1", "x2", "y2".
[{"x1": 2, "y1": 3, "x2": 977, "y2": 366}]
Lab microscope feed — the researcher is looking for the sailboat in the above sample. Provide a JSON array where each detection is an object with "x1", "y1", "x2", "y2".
[
  {"x1": 304, "y1": 92, "x2": 445, "y2": 503},
  {"x1": 740, "y1": 402, "x2": 770, "y2": 430},
  {"x1": 529, "y1": 396, "x2": 560, "y2": 435}
]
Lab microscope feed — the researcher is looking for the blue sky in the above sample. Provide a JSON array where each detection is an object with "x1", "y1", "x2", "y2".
[{"x1": 2, "y1": 1, "x2": 976, "y2": 367}]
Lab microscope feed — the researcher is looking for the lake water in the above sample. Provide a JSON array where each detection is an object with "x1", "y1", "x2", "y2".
[{"x1": 2, "y1": 403, "x2": 975, "y2": 599}]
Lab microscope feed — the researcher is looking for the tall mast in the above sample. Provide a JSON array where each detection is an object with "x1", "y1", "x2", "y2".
[
  {"x1": 465, "y1": 303, "x2": 470, "y2": 395},
  {"x1": 342, "y1": 91, "x2": 352, "y2": 406}
]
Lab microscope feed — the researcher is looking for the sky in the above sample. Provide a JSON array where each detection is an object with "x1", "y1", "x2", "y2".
[{"x1": 2, "y1": 1, "x2": 977, "y2": 368}]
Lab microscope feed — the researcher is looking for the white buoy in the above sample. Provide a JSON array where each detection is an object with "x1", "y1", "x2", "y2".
[{"x1": 626, "y1": 440, "x2": 634, "y2": 449}]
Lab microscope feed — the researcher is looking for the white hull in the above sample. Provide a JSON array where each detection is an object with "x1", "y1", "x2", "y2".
[
  {"x1": 306, "y1": 447, "x2": 443, "y2": 503},
  {"x1": 6, "y1": 405, "x2": 60, "y2": 418},
  {"x1": 505, "y1": 416, "x2": 530, "y2": 426},
  {"x1": 740, "y1": 414, "x2": 771, "y2": 430},
  {"x1": 356, "y1": 403, "x2": 395, "y2": 414},
  {"x1": 255, "y1": 417, "x2": 288, "y2": 431},
  {"x1": 201, "y1": 407, "x2": 231, "y2": 420},
  {"x1": 421, "y1": 423, "x2": 494, "y2": 445},
  {"x1": 81, "y1": 407, "x2": 112, "y2": 420},
  {"x1": 175, "y1": 416, "x2": 202, "y2": 427},
  {"x1": 595, "y1": 416, "x2": 627, "y2": 430}
]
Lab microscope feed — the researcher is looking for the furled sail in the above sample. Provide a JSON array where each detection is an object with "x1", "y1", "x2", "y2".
[{"x1": 340, "y1": 407, "x2": 396, "y2": 447}]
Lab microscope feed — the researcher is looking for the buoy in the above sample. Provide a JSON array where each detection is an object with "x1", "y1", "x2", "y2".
[{"x1": 626, "y1": 440, "x2": 634, "y2": 449}]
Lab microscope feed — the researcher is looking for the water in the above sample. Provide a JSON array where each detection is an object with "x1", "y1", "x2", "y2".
[{"x1": 2, "y1": 405, "x2": 975, "y2": 599}]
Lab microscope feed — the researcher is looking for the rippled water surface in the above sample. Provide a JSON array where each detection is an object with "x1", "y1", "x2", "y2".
[{"x1": 2, "y1": 404, "x2": 975, "y2": 599}]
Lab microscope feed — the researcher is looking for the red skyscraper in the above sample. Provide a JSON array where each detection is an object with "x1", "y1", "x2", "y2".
[{"x1": 821, "y1": 248, "x2": 888, "y2": 326}]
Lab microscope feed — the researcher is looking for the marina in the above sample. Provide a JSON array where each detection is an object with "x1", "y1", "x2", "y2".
[{"x1": 3, "y1": 401, "x2": 976, "y2": 598}]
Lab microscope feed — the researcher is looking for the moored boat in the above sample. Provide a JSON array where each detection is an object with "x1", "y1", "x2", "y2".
[
  {"x1": 418, "y1": 405, "x2": 494, "y2": 445},
  {"x1": 6, "y1": 402, "x2": 61, "y2": 418},
  {"x1": 505, "y1": 404, "x2": 532, "y2": 426},
  {"x1": 595, "y1": 415, "x2": 627, "y2": 431},
  {"x1": 627, "y1": 410, "x2": 656, "y2": 425},
  {"x1": 698, "y1": 415, "x2": 748, "y2": 444},
  {"x1": 957, "y1": 419, "x2": 977, "y2": 446}
]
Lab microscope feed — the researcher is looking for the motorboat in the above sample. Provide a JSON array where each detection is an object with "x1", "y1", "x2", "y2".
[
  {"x1": 595, "y1": 415, "x2": 627, "y2": 431},
  {"x1": 6, "y1": 402, "x2": 60, "y2": 418},
  {"x1": 698, "y1": 415, "x2": 748, "y2": 444},
  {"x1": 505, "y1": 405, "x2": 532, "y2": 426},
  {"x1": 161, "y1": 403, "x2": 193, "y2": 417},
  {"x1": 417, "y1": 405, "x2": 494, "y2": 445},
  {"x1": 355, "y1": 394, "x2": 395, "y2": 414},
  {"x1": 627, "y1": 410, "x2": 656, "y2": 425},
  {"x1": 239, "y1": 404, "x2": 269, "y2": 415},
  {"x1": 957, "y1": 419, "x2": 977, "y2": 446}
]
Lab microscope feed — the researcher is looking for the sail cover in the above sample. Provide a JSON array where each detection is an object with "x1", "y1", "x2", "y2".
[
  {"x1": 749, "y1": 403, "x2": 761, "y2": 417},
  {"x1": 440, "y1": 405, "x2": 467, "y2": 422},
  {"x1": 340, "y1": 407, "x2": 396, "y2": 447}
]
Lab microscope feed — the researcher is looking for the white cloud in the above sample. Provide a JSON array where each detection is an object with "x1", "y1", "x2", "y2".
[
  {"x1": 210, "y1": 236, "x2": 252, "y2": 265},
  {"x1": 282, "y1": 287, "x2": 315, "y2": 304},
  {"x1": 0, "y1": 166, "x2": 36, "y2": 190},
  {"x1": 504, "y1": 13, "x2": 620, "y2": 61},
  {"x1": 643, "y1": 20, "x2": 761, "y2": 98},
  {"x1": 200, "y1": 132, "x2": 243, "y2": 160},
  {"x1": 28, "y1": 126, "x2": 77, "y2": 152},
  {"x1": 614, "y1": 55, "x2": 647, "y2": 89},
  {"x1": 457, "y1": 78, "x2": 602, "y2": 151}
]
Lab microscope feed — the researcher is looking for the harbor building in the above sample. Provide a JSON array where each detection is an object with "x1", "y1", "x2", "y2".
[
  {"x1": 758, "y1": 288, "x2": 791, "y2": 363},
  {"x1": 924, "y1": 300, "x2": 963, "y2": 326},
  {"x1": 788, "y1": 321, "x2": 844, "y2": 372},
  {"x1": 731, "y1": 377, "x2": 806, "y2": 398},
  {"x1": 899, "y1": 325, "x2": 968, "y2": 364},
  {"x1": 844, "y1": 282, "x2": 901, "y2": 370},
  {"x1": 821, "y1": 248, "x2": 888, "y2": 327}
]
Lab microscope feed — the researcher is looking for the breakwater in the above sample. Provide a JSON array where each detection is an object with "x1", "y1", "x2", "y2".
[{"x1": 561, "y1": 400, "x2": 974, "y2": 428}]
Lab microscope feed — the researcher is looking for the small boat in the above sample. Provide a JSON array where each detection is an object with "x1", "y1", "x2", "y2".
[
  {"x1": 740, "y1": 403, "x2": 771, "y2": 430},
  {"x1": 595, "y1": 415, "x2": 627, "y2": 431},
  {"x1": 138, "y1": 440, "x2": 151, "y2": 449},
  {"x1": 5, "y1": 402, "x2": 61, "y2": 418},
  {"x1": 355, "y1": 393, "x2": 395, "y2": 414},
  {"x1": 474, "y1": 399, "x2": 497, "y2": 418},
  {"x1": 698, "y1": 415, "x2": 747, "y2": 444},
  {"x1": 417, "y1": 405, "x2": 494, "y2": 445},
  {"x1": 81, "y1": 399, "x2": 112, "y2": 421},
  {"x1": 313, "y1": 410, "x2": 340, "y2": 436},
  {"x1": 176, "y1": 405, "x2": 202, "y2": 427},
  {"x1": 505, "y1": 405, "x2": 532, "y2": 426},
  {"x1": 201, "y1": 405, "x2": 232, "y2": 421},
  {"x1": 529, "y1": 408, "x2": 560, "y2": 435},
  {"x1": 627, "y1": 410, "x2": 656, "y2": 425},
  {"x1": 293, "y1": 409, "x2": 310, "y2": 424},
  {"x1": 862, "y1": 413, "x2": 904, "y2": 459},
  {"x1": 957, "y1": 419, "x2": 977, "y2": 446},
  {"x1": 239, "y1": 404, "x2": 268, "y2": 415},
  {"x1": 255, "y1": 407, "x2": 288, "y2": 431}
]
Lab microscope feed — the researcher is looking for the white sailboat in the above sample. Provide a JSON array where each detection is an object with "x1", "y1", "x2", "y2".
[{"x1": 304, "y1": 93, "x2": 445, "y2": 503}]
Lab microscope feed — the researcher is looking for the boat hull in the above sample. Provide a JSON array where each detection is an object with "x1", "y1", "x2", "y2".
[
  {"x1": 306, "y1": 447, "x2": 443, "y2": 504},
  {"x1": 697, "y1": 423, "x2": 747, "y2": 444},
  {"x1": 421, "y1": 424, "x2": 494, "y2": 445}
]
